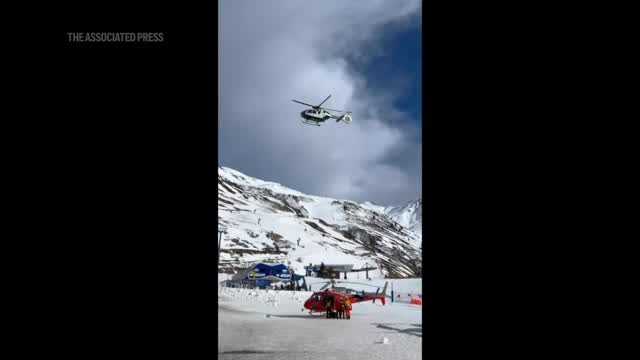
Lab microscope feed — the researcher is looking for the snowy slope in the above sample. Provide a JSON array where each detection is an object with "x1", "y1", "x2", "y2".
[
  {"x1": 360, "y1": 199, "x2": 422, "y2": 239},
  {"x1": 384, "y1": 199, "x2": 422, "y2": 237},
  {"x1": 218, "y1": 166, "x2": 422, "y2": 278}
]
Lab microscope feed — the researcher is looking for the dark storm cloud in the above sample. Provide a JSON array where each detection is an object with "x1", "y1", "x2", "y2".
[{"x1": 219, "y1": 0, "x2": 421, "y2": 206}]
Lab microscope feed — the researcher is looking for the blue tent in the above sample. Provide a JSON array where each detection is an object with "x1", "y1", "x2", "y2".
[
  {"x1": 255, "y1": 279, "x2": 271, "y2": 288},
  {"x1": 235, "y1": 263, "x2": 291, "y2": 281},
  {"x1": 229, "y1": 263, "x2": 307, "y2": 289},
  {"x1": 253, "y1": 263, "x2": 289, "y2": 279}
]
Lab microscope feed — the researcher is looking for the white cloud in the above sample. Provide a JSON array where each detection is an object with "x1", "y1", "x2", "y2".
[{"x1": 220, "y1": 0, "x2": 421, "y2": 205}]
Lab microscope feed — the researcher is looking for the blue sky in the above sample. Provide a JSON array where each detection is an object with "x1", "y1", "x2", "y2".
[
  {"x1": 348, "y1": 12, "x2": 421, "y2": 130},
  {"x1": 220, "y1": 0, "x2": 421, "y2": 206}
]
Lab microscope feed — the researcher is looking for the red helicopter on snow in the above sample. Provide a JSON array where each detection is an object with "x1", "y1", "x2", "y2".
[{"x1": 303, "y1": 279, "x2": 389, "y2": 315}]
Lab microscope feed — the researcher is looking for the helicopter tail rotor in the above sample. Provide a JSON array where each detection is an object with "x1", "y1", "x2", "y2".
[{"x1": 336, "y1": 112, "x2": 352, "y2": 124}]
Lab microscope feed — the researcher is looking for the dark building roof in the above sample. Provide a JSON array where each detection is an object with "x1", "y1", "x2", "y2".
[{"x1": 305, "y1": 264, "x2": 354, "y2": 272}]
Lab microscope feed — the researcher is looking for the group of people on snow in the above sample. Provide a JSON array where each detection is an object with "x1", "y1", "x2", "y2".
[
  {"x1": 323, "y1": 295, "x2": 352, "y2": 320},
  {"x1": 273, "y1": 283, "x2": 302, "y2": 291}
]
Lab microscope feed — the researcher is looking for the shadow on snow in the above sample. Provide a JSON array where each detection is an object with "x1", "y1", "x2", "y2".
[{"x1": 371, "y1": 322, "x2": 422, "y2": 338}]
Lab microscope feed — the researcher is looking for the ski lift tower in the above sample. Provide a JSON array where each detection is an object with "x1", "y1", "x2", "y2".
[{"x1": 218, "y1": 226, "x2": 227, "y2": 265}]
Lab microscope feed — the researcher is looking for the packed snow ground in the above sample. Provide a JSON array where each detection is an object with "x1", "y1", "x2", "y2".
[{"x1": 218, "y1": 285, "x2": 422, "y2": 360}]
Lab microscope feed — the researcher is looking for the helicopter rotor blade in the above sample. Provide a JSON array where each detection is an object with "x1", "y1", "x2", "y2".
[
  {"x1": 322, "y1": 107, "x2": 350, "y2": 113},
  {"x1": 316, "y1": 94, "x2": 332, "y2": 108},
  {"x1": 319, "y1": 282, "x2": 332, "y2": 291},
  {"x1": 330, "y1": 281, "x2": 381, "y2": 289},
  {"x1": 306, "y1": 281, "x2": 333, "y2": 291},
  {"x1": 292, "y1": 99, "x2": 316, "y2": 107}
]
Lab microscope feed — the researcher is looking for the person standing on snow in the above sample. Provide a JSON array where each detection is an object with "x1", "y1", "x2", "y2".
[
  {"x1": 324, "y1": 296, "x2": 332, "y2": 319},
  {"x1": 337, "y1": 298, "x2": 345, "y2": 319},
  {"x1": 345, "y1": 298, "x2": 352, "y2": 320}
]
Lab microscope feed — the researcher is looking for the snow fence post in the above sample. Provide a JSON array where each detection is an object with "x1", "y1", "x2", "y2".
[{"x1": 391, "y1": 282, "x2": 394, "y2": 303}]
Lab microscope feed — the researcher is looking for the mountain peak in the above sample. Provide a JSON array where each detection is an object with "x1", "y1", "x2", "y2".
[{"x1": 384, "y1": 198, "x2": 422, "y2": 235}]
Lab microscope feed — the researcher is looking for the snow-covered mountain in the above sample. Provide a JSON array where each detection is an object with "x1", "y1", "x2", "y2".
[
  {"x1": 218, "y1": 166, "x2": 422, "y2": 278},
  {"x1": 360, "y1": 199, "x2": 422, "y2": 237},
  {"x1": 385, "y1": 199, "x2": 422, "y2": 236}
]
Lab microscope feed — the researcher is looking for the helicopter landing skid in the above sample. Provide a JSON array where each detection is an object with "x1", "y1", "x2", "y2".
[{"x1": 301, "y1": 119, "x2": 321, "y2": 126}]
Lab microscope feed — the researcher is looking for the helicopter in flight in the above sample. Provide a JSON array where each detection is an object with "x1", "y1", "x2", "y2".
[{"x1": 292, "y1": 94, "x2": 352, "y2": 127}]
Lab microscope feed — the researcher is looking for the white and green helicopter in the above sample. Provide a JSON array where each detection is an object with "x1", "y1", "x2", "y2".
[{"x1": 292, "y1": 95, "x2": 352, "y2": 127}]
